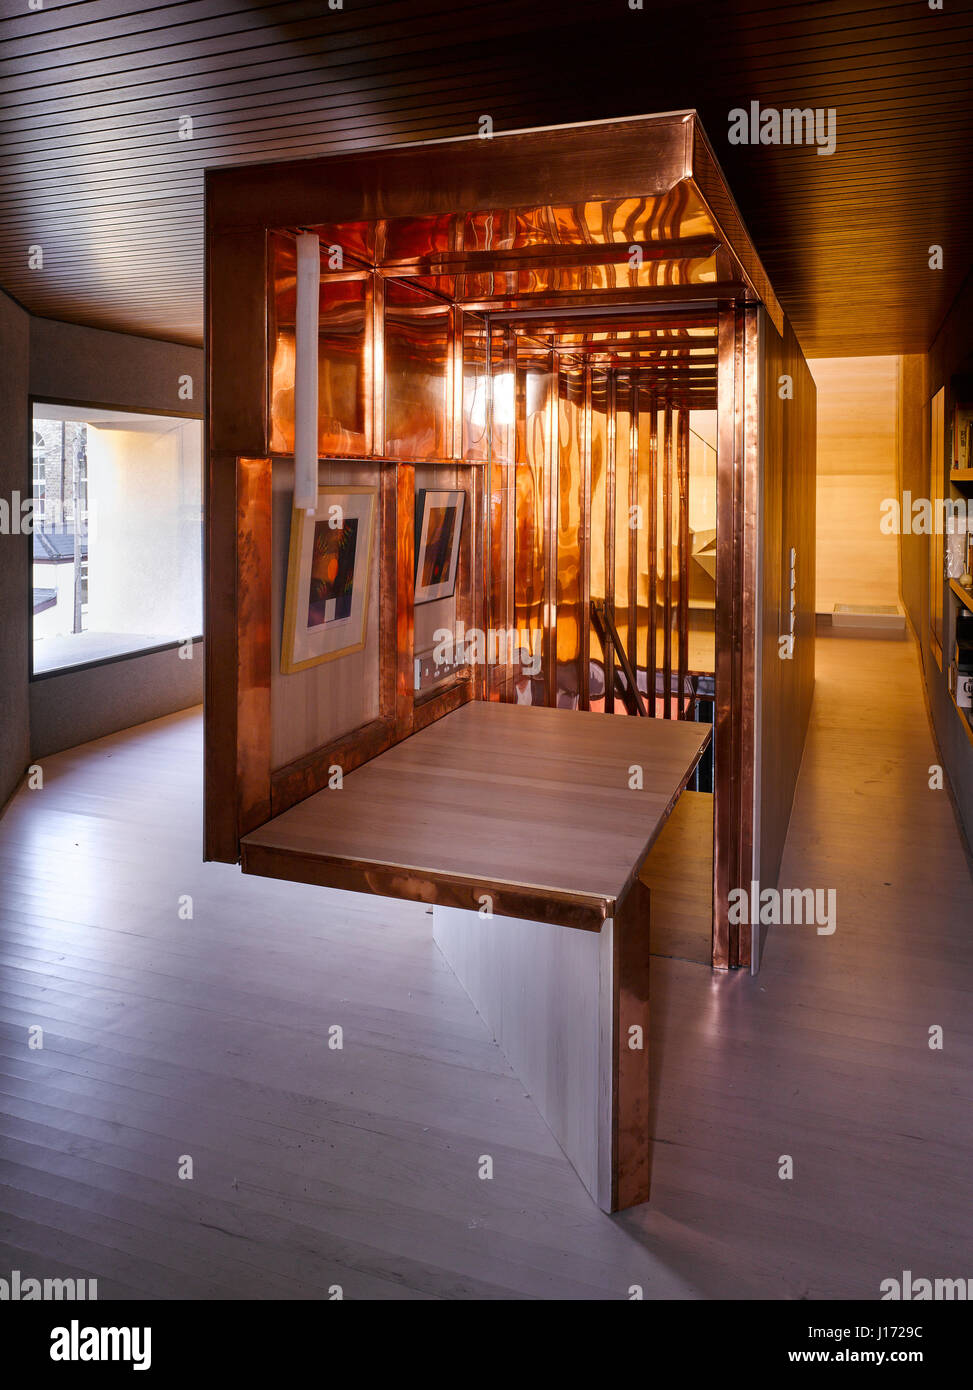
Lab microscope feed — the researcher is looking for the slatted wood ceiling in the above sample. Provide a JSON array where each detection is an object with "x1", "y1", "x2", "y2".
[{"x1": 0, "y1": 0, "x2": 970, "y2": 355}]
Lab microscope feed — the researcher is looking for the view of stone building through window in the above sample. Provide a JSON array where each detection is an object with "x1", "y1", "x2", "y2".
[{"x1": 31, "y1": 404, "x2": 203, "y2": 675}]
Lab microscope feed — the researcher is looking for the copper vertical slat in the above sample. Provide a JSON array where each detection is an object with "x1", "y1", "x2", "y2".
[
  {"x1": 738, "y1": 304, "x2": 762, "y2": 972},
  {"x1": 544, "y1": 351, "x2": 558, "y2": 708},
  {"x1": 371, "y1": 252, "x2": 386, "y2": 458},
  {"x1": 472, "y1": 461, "x2": 488, "y2": 700},
  {"x1": 448, "y1": 303, "x2": 461, "y2": 461},
  {"x1": 235, "y1": 455, "x2": 273, "y2": 837},
  {"x1": 627, "y1": 377, "x2": 639, "y2": 680},
  {"x1": 580, "y1": 364, "x2": 593, "y2": 711},
  {"x1": 605, "y1": 371, "x2": 617, "y2": 713},
  {"x1": 646, "y1": 392, "x2": 658, "y2": 718},
  {"x1": 503, "y1": 325, "x2": 517, "y2": 698},
  {"x1": 378, "y1": 462, "x2": 398, "y2": 725},
  {"x1": 677, "y1": 406, "x2": 690, "y2": 717},
  {"x1": 662, "y1": 403, "x2": 673, "y2": 719},
  {"x1": 395, "y1": 462, "x2": 415, "y2": 738},
  {"x1": 362, "y1": 272, "x2": 375, "y2": 457},
  {"x1": 713, "y1": 302, "x2": 739, "y2": 971}
]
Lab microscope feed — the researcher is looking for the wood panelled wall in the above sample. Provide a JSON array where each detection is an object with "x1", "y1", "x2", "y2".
[
  {"x1": 811, "y1": 356, "x2": 899, "y2": 615},
  {"x1": 898, "y1": 268, "x2": 973, "y2": 849},
  {"x1": 754, "y1": 307, "x2": 817, "y2": 965}
]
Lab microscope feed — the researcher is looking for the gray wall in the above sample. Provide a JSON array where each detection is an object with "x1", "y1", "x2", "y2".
[
  {"x1": 30, "y1": 639, "x2": 204, "y2": 760},
  {"x1": 30, "y1": 317, "x2": 202, "y2": 416},
  {"x1": 0, "y1": 305, "x2": 206, "y2": 776},
  {"x1": 28, "y1": 317, "x2": 205, "y2": 758},
  {"x1": 0, "y1": 290, "x2": 31, "y2": 809}
]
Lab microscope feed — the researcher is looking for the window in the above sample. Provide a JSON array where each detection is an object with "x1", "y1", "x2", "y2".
[
  {"x1": 31, "y1": 403, "x2": 203, "y2": 676},
  {"x1": 32, "y1": 430, "x2": 46, "y2": 522}
]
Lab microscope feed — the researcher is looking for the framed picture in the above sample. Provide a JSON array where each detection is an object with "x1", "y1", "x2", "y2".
[
  {"x1": 281, "y1": 485, "x2": 376, "y2": 673},
  {"x1": 414, "y1": 488, "x2": 465, "y2": 605}
]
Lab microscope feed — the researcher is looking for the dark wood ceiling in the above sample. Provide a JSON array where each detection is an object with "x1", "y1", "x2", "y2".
[{"x1": 1, "y1": 0, "x2": 970, "y2": 357}]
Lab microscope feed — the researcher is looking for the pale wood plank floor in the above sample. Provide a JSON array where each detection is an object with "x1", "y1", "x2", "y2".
[{"x1": 1, "y1": 634, "x2": 970, "y2": 1299}]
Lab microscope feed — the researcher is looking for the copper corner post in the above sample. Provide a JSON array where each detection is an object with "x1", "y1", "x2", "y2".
[{"x1": 713, "y1": 302, "x2": 758, "y2": 970}]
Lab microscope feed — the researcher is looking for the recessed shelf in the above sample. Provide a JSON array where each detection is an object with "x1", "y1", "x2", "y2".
[
  {"x1": 949, "y1": 468, "x2": 973, "y2": 485},
  {"x1": 949, "y1": 578, "x2": 973, "y2": 614}
]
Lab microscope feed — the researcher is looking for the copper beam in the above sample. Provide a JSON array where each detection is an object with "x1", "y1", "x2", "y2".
[
  {"x1": 379, "y1": 237, "x2": 720, "y2": 277},
  {"x1": 461, "y1": 286, "x2": 745, "y2": 314}
]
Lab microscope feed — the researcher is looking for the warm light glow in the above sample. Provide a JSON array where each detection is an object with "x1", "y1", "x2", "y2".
[{"x1": 493, "y1": 371, "x2": 515, "y2": 427}]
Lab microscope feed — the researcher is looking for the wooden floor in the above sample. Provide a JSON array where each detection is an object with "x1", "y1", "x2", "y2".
[{"x1": 1, "y1": 634, "x2": 971, "y2": 1299}]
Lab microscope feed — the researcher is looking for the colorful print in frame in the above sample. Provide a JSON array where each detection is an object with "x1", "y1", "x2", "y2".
[
  {"x1": 414, "y1": 488, "x2": 465, "y2": 605},
  {"x1": 281, "y1": 485, "x2": 376, "y2": 672}
]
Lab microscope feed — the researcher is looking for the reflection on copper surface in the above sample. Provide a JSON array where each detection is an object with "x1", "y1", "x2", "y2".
[
  {"x1": 384, "y1": 279, "x2": 450, "y2": 460},
  {"x1": 556, "y1": 370, "x2": 585, "y2": 707},
  {"x1": 264, "y1": 204, "x2": 725, "y2": 882},
  {"x1": 462, "y1": 314, "x2": 490, "y2": 460},
  {"x1": 269, "y1": 232, "x2": 368, "y2": 456}
]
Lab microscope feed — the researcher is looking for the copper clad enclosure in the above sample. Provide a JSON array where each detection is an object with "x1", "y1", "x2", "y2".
[{"x1": 205, "y1": 112, "x2": 815, "y2": 970}]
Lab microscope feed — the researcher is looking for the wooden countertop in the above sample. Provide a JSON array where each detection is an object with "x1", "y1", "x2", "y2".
[{"x1": 242, "y1": 701, "x2": 710, "y2": 930}]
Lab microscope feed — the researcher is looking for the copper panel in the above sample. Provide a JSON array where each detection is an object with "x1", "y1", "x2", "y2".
[
  {"x1": 270, "y1": 716, "x2": 395, "y2": 819},
  {"x1": 513, "y1": 361, "x2": 549, "y2": 704},
  {"x1": 580, "y1": 366, "x2": 593, "y2": 711},
  {"x1": 236, "y1": 456, "x2": 273, "y2": 836},
  {"x1": 556, "y1": 369, "x2": 585, "y2": 709},
  {"x1": 543, "y1": 354, "x2": 559, "y2": 709},
  {"x1": 713, "y1": 304, "x2": 739, "y2": 971},
  {"x1": 459, "y1": 284, "x2": 741, "y2": 314},
  {"x1": 627, "y1": 380, "x2": 640, "y2": 674},
  {"x1": 395, "y1": 463, "x2": 415, "y2": 737},
  {"x1": 611, "y1": 878, "x2": 652, "y2": 1211},
  {"x1": 690, "y1": 121, "x2": 783, "y2": 335},
  {"x1": 645, "y1": 398, "x2": 658, "y2": 718},
  {"x1": 268, "y1": 231, "x2": 369, "y2": 457},
  {"x1": 383, "y1": 236, "x2": 719, "y2": 278},
  {"x1": 501, "y1": 327, "x2": 517, "y2": 695},
  {"x1": 662, "y1": 404, "x2": 673, "y2": 718},
  {"x1": 462, "y1": 313, "x2": 490, "y2": 461},
  {"x1": 241, "y1": 841, "x2": 609, "y2": 935},
  {"x1": 588, "y1": 369, "x2": 607, "y2": 701},
  {"x1": 384, "y1": 279, "x2": 450, "y2": 460},
  {"x1": 677, "y1": 409, "x2": 690, "y2": 717},
  {"x1": 604, "y1": 373, "x2": 617, "y2": 713},
  {"x1": 379, "y1": 463, "x2": 398, "y2": 726},
  {"x1": 203, "y1": 452, "x2": 241, "y2": 864},
  {"x1": 372, "y1": 224, "x2": 387, "y2": 455}
]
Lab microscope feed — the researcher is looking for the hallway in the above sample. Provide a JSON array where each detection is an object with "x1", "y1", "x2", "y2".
[{"x1": 0, "y1": 634, "x2": 970, "y2": 1299}]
